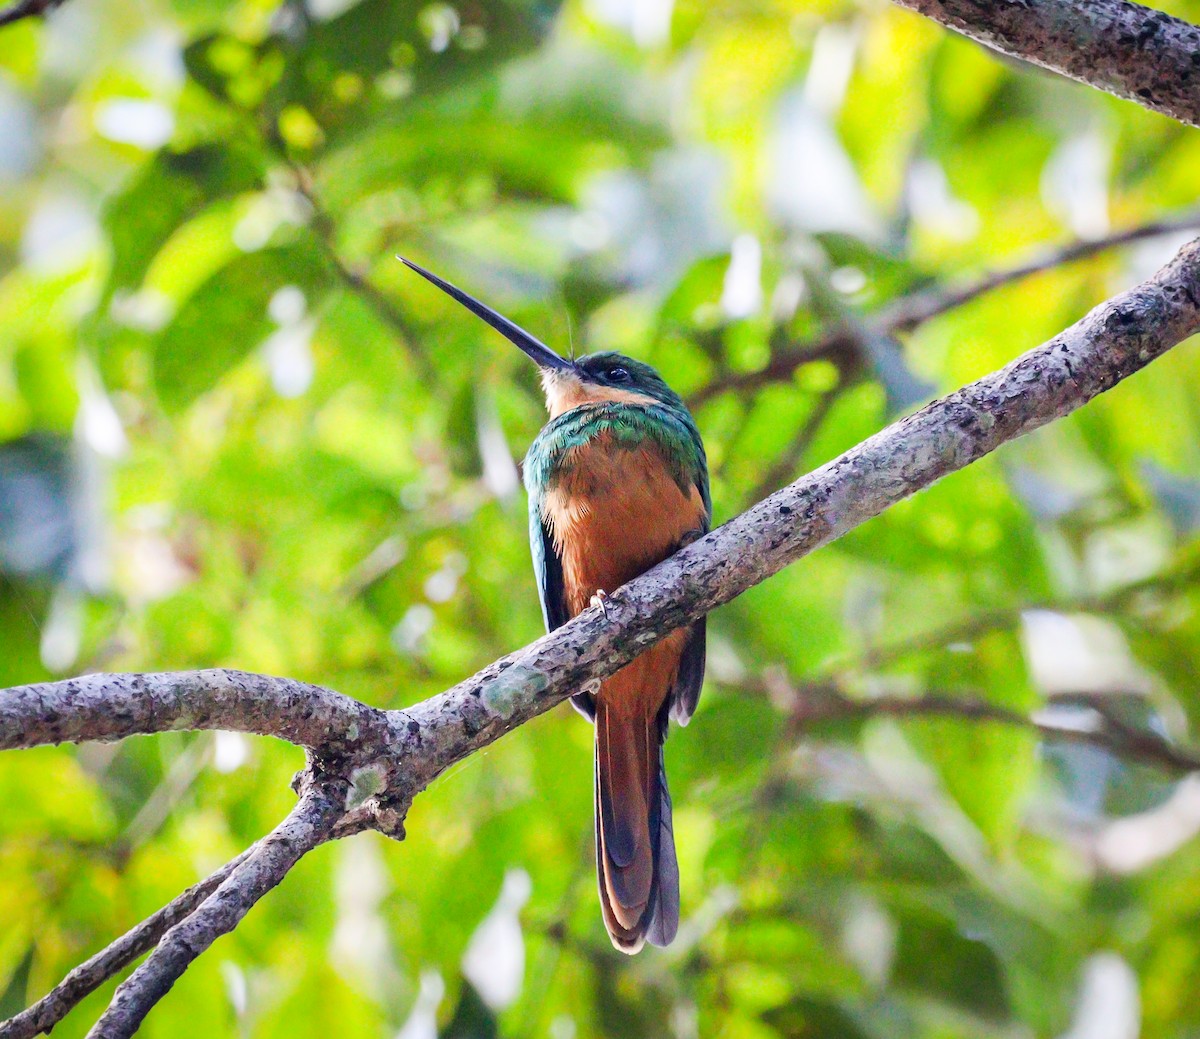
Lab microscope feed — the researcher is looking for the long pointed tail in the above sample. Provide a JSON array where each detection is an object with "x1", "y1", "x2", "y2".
[{"x1": 594, "y1": 701, "x2": 679, "y2": 953}]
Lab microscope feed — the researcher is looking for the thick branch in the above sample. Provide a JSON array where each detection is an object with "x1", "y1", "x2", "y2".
[
  {"x1": 0, "y1": 853, "x2": 250, "y2": 1039},
  {"x1": 4, "y1": 242, "x2": 1200, "y2": 803},
  {"x1": 85, "y1": 780, "x2": 345, "y2": 1039},
  {"x1": 0, "y1": 239, "x2": 1198, "y2": 1039},
  {"x1": 891, "y1": 0, "x2": 1200, "y2": 127},
  {"x1": 0, "y1": 669, "x2": 390, "y2": 755},
  {"x1": 6, "y1": 241, "x2": 1198, "y2": 795},
  {"x1": 397, "y1": 237, "x2": 1200, "y2": 787}
]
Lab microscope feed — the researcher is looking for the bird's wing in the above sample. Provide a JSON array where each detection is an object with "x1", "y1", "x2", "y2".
[
  {"x1": 669, "y1": 464, "x2": 710, "y2": 727},
  {"x1": 530, "y1": 502, "x2": 596, "y2": 720},
  {"x1": 530, "y1": 504, "x2": 569, "y2": 632},
  {"x1": 669, "y1": 618, "x2": 706, "y2": 726}
]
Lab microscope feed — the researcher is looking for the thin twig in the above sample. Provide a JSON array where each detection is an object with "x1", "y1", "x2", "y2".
[
  {"x1": 85, "y1": 780, "x2": 347, "y2": 1039},
  {"x1": 328, "y1": 256, "x2": 436, "y2": 383},
  {"x1": 781, "y1": 685, "x2": 1200, "y2": 776},
  {"x1": 880, "y1": 212, "x2": 1200, "y2": 333},
  {"x1": 693, "y1": 212, "x2": 1200, "y2": 408},
  {"x1": 0, "y1": 806, "x2": 372, "y2": 1039},
  {"x1": 0, "y1": 852, "x2": 251, "y2": 1039},
  {"x1": 291, "y1": 166, "x2": 436, "y2": 383},
  {"x1": 0, "y1": 0, "x2": 63, "y2": 29},
  {"x1": 744, "y1": 384, "x2": 843, "y2": 506},
  {"x1": 814, "y1": 552, "x2": 1200, "y2": 682},
  {"x1": 689, "y1": 333, "x2": 846, "y2": 407}
]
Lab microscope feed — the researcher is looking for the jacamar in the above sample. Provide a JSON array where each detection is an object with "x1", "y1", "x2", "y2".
[{"x1": 401, "y1": 258, "x2": 710, "y2": 953}]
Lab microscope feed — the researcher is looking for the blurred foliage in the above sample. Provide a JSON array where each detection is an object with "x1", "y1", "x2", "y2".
[{"x1": 2, "y1": 0, "x2": 1200, "y2": 1036}]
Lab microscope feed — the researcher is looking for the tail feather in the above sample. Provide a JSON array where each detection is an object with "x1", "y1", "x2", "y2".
[
  {"x1": 595, "y1": 702, "x2": 679, "y2": 953},
  {"x1": 597, "y1": 708, "x2": 642, "y2": 871},
  {"x1": 594, "y1": 752, "x2": 643, "y2": 951},
  {"x1": 645, "y1": 749, "x2": 679, "y2": 948}
]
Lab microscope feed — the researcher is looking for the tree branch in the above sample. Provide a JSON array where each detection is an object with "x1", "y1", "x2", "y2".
[
  {"x1": 743, "y1": 383, "x2": 843, "y2": 507},
  {"x1": 1, "y1": 806, "x2": 371, "y2": 1039},
  {"x1": 4, "y1": 241, "x2": 1199, "y2": 791},
  {"x1": 881, "y1": 212, "x2": 1200, "y2": 333},
  {"x1": 0, "y1": 0, "x2": 64, "y2": 29},
  {"x1": 692, "y1": 211, "x2": 1200, "y2": 407},
  {"x1": 1, "y1": 238, "x2": 1198, "y2": 1036},
  {"x1": 0, "y1": 669, "x2": 391, "y2": 756},
  {"x1": 0, "y1": 852, "x2": 251, "y2": 1039},
  {"x1": 771, "y1": 681, "x2": 1200, "y2": 775},
  {"x1": 811, "y1": 551, "x2": 1200, "y2": 681},
  {"x1": 397, "y1": 236, "x2": 1200, "y2": 788},
  {"x1": 890, "y1": 0, "x2": 1200, "y2": 127},
  {"x1": 289, "y1": 164, "x2": 438, "y2": 385},
  {"x1": 84, "y1": 779, "x2": 346, "y2": 1039}
]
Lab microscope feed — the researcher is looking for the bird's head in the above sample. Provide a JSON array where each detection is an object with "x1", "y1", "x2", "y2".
[{"x1": 400, "y1": 258, "x2": 685, "y2": 418}]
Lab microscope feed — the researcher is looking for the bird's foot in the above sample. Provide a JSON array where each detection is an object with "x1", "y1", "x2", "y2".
[
  {"x1": 590, "y1": 589, "x2": 612, "y2": 620},
  {"x1": 678, "y1": 528, "x2": 705, "y2": 550}
]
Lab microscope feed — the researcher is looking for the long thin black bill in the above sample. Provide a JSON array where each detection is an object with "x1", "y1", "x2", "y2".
[{"x1": 398, "y1": 256, "x2": 575, "y2": 372}]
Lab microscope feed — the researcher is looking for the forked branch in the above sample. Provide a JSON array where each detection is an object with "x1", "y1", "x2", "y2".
[
  {"x1": 0, "y1": 853, "x2": 251, "y2": 1039},
  {"x1": 2, "y1": 238, "x2": 1199, "y2": 1037},
  {"x1": 84, "y1": 779, "x2": 347, "y2": 1039}
]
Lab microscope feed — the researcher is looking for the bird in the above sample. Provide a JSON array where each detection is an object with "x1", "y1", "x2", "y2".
[{"x1": 400, "y1": 257, "x2": 710, "y2": 953}]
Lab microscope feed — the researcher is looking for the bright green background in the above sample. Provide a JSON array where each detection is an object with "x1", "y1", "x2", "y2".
[{"x1": 2, "y1": 0, "x2": 1200, "y2": 1036}]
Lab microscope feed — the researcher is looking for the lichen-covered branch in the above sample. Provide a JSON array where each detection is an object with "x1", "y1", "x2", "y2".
[
  {"x1": 4, "y1": 241, "x2": 1199, "y2": 795},
  {"x1": 890, "y1": 0, "x2": 1200, "y2": 127},
  {"x1": 0, "y1": 669, "x2": 390, "y2": 756},
  {"x1": 85, "y1": 780, "x2": 346, "y2": 1039},
  {"x1": 1, "y1": 238, "x2": 1198, "y2": 1039},
  {"x1": 399, "y1": 237, "x2": 1200, "y2": 786}
]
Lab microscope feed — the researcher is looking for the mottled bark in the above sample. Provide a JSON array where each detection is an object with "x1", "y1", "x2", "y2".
[
  {"x1": 0, "y1": 669, "x2": 391, "y2": 758},
  {"x1": 4, "y1": 241, "x2": 1200, "y2": 796},
  {"x1": 0, "y1": 2, "x2": 1192, "y2": 1034},
  {"x1": 891, "y1": 0, "x2": 1200, "y2": 127},
  {"x1": 2, "y1": 238, "x2": 1199, "y2": 1039},
  {"x1": 402, "y1": 237, "x2": 1200, "y2": 784}
]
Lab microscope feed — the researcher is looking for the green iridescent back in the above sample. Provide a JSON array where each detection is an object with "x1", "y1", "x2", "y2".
[
  {"x1": 522, "y1": 351, "x2": 711, "y2": 727},
  {"x1": 523, "y1": 400, "x2": 709, "y2": 509},
  {"x1": 524, "y1": 352, "x2": 707, "y2": 504}
]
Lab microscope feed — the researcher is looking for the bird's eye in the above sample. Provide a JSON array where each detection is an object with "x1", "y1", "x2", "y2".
[{"x1": 607, "y1": 366, "x2": 631, "y2": 383}]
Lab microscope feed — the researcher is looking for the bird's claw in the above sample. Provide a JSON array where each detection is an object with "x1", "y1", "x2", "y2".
[
  {"x1": 678, "y1": 528, "x2": 704, "y2": 549},
  {"x1": 590, "y1": 589, "x2": 612, "y2": 620}
]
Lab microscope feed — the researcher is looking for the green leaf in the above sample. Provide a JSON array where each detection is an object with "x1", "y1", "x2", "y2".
[
  {"x1": 102, "y1": 144, "x2": 266, "y2": 302},
  {"x1": 152, "y1": 242, "x2": 330, "y2": 411}
]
